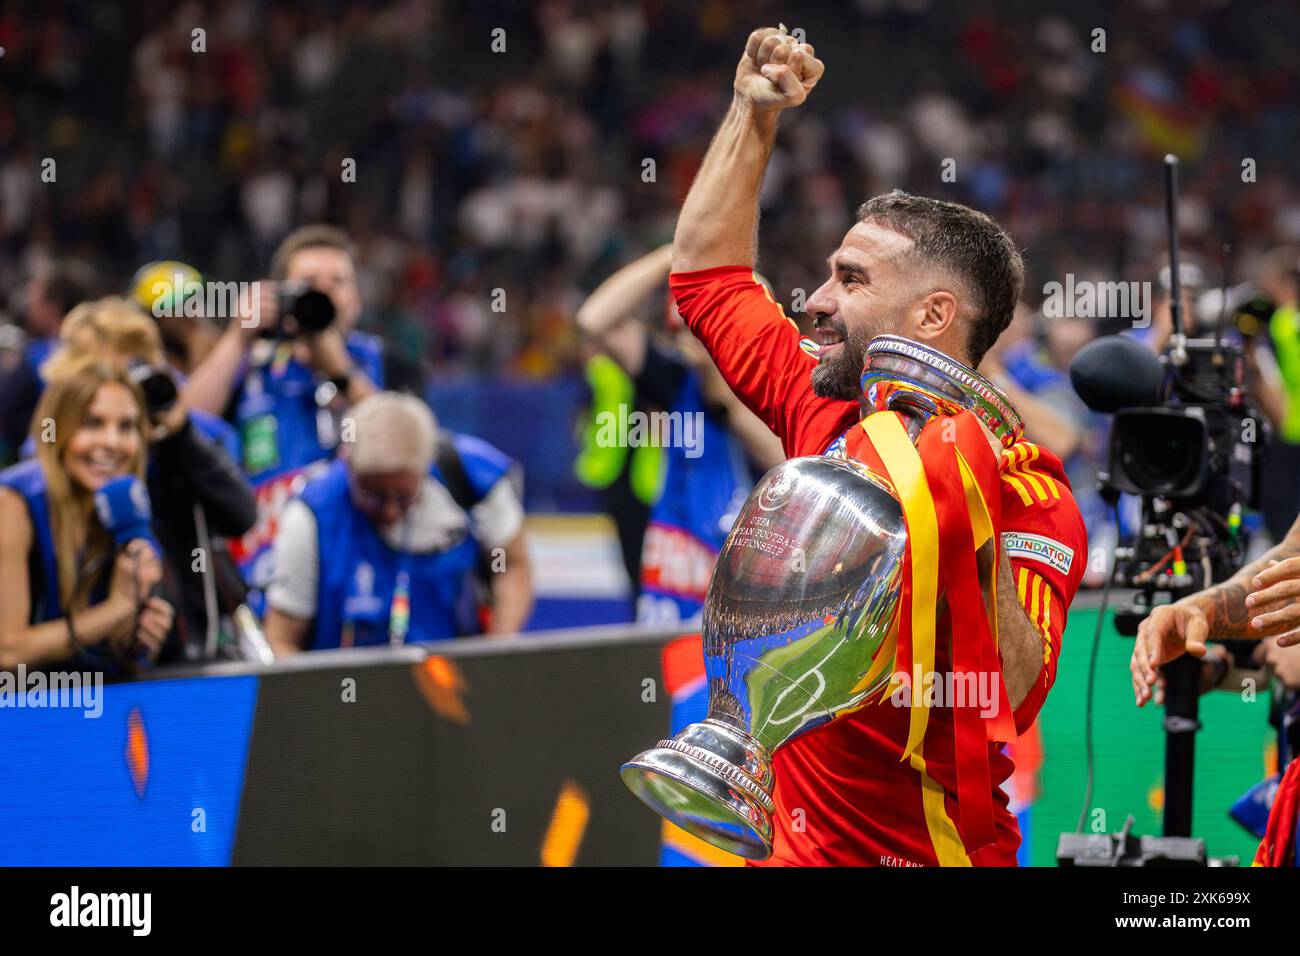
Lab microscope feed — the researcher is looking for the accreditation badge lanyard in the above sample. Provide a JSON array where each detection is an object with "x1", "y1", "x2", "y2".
[{"x1": 388, "y1": 513, "x2": 414, "y2": 645}]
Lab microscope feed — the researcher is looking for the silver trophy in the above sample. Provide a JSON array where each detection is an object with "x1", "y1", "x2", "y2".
[{"x1": 620, "y1": 335, "x2": 1024, "y2": 859}]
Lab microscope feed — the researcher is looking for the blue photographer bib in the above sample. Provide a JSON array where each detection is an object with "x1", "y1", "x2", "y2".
[
  {"x1": 233, "y1": 332, "x2": 384, "y2": 483},
  {"x1": 299, "y1": 436, "x2": 512, "y2": 649}
]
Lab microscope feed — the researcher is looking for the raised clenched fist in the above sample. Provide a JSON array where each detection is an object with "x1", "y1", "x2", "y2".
[{"x1": 734, "y1": 26, "x2": 824, "y2": 112}]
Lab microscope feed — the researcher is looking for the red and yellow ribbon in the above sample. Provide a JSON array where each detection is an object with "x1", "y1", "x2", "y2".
[{"x1": 847, "y1": 409, "x2": 1011, "y2": 854}]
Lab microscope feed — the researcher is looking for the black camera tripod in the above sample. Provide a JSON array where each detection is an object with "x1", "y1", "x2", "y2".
[
  {"x1": 1114, "y1": 588, "x2": 1204, "y2": 840},
  {"x1": 1057, "y1": 493, "x2": 1246, "y2": 867},
  {"x1": 1057, "y1": 583, "x2": 1214, "y2": 866}
]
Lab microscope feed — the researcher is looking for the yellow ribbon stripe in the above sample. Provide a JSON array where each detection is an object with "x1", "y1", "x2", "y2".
[
  {"x1": 955, "y1": 450, "x2": 994, "y2": 549},
  {"x1": 908, "y1": 744, "x2": 972, "y2": 867},
  {"x1": 864, "y1": 412, "x2": 938, "y2": 760}
]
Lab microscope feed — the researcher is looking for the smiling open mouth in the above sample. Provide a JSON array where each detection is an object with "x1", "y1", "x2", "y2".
[
  {"x1": 82, "y1": 456, "x2": 126, "y2": 481},
  {"x1": 813, "y1": 326, "x2": 846, "y2": 357}
]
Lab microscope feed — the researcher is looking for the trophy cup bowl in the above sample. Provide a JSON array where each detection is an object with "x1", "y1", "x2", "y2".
[{"x1": 620, "y1": 335, "x2": 1023, "y2": 860}]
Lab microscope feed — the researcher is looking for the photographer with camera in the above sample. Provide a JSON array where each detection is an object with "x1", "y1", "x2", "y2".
[
  {"x1": 0, "y1": 360, "x2": 174, "y2": 673},
  {"x1": 182, "y1": 225, "x2": 387, "y2": 605},
  {"x1": 263, "y1": 392, "x2": 532, "y2": 654},
  {"x1": 33, "y1": 297, "x2": 258, "y2": 661},
  {"x1": 183, "y1": 225, "x2": 382, "y2": 479}
]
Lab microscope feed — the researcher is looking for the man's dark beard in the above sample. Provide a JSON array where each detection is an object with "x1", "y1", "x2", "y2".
[{"x1": 810, "y1": 322, "x2": 876, "y2": 400}]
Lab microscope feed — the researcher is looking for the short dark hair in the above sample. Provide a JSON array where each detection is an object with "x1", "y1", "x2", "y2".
[
  {"x1": 856, "y1": 191, "x2": 1024, "y2": 365},
  {"x1": 270, "y1": 224, "x2": 356, "y2": 279}
]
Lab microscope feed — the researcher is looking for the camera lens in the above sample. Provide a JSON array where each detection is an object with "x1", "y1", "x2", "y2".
[
  {"x1": 1113, "y1": 413, "x2": 1205, "y2": 497},
  {"x1": 278, "y1": 284, "x2": 336, "y2": 334},
  {"x1": 128, "y1": 361, "x2": 179, "y2": 415}
]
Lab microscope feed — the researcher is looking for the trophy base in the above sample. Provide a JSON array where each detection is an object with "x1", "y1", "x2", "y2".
[{"x1": 620, "y1": 719, "x2": 774, "y2": 860}]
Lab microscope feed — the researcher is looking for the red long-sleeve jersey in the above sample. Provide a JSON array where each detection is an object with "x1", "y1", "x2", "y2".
[{"x1": 671, "y1": 265, "x2": 1088, "y2": 866}]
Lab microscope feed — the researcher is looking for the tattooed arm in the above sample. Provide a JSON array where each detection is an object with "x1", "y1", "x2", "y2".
[{"x1": 1131, "y1": 517, "x2": 1300, "y2": 705}]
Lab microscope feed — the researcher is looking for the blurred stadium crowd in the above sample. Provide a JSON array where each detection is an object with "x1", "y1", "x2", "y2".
[
  {"x1": 2, "y1": 0, "x2": 1300, "y2": 669},
  {"x1": 5, "y1": 0, "x2": 1300, "y2": 371}
]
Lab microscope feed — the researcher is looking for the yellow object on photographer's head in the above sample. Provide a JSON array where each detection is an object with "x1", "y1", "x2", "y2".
[{"x1": 129, "y1": 260, "x2": 204, "y2": 319}]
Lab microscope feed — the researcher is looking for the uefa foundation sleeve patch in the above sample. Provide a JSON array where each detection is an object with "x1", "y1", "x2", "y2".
[{"x1": 1001, "y1": 531, "x2": 1074, "y2": 576}]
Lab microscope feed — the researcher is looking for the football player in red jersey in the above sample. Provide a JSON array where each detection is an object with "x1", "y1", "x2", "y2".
[{"x1": 668, "y1": 26, "x2": 1087, "y2": 865}]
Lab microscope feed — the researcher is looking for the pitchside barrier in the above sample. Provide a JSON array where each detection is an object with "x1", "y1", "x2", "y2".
[
  {"x1": 0, "y1": 627, "x2": 676, "y2": 866},
  {"x1": 0, "y1": 595, "x2": 1274, "y2": 865}
]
